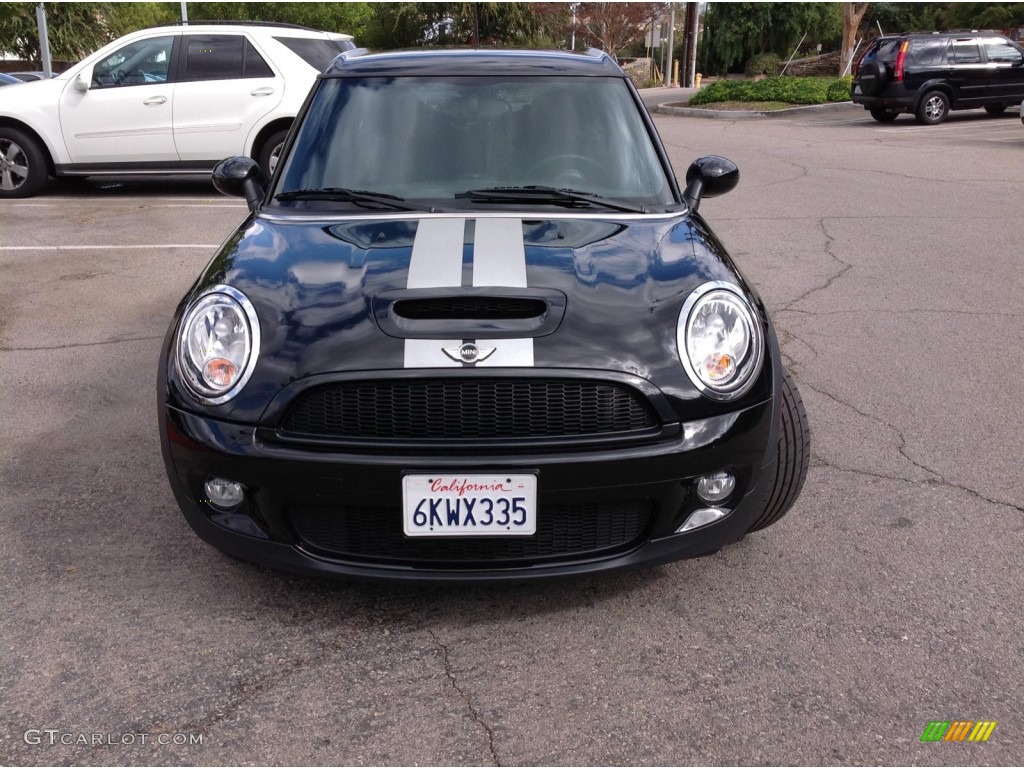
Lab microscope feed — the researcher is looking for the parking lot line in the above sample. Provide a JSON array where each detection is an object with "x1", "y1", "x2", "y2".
[{"x1": 0, "y1": 244, "x2": 219, "y2": 251}]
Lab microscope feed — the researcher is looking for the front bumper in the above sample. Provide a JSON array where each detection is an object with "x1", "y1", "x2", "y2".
[{"x1": 159, "y1": 393, "x2": 779, "y2": 583}]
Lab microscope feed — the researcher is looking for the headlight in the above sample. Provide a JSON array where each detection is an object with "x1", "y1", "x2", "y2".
[
  {"x1": 677, "y1": 281, "x2": 764, "y2": 401},
  {"x1": 175, "y1": 285, "x2": 260, "y2": 405}
]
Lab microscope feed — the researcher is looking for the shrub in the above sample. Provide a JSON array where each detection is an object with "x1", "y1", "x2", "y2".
[
  {"x1": 745, "y1": 53, "x2": 781, "y2": 77},
  {"x1": 826, "y1": 75, "x2": 853, "y2": 102},
  {"x1": 690, "y1": 76, "x2": 854, "y2": 106}
]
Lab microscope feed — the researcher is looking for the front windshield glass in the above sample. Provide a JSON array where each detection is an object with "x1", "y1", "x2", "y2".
[{"x1": 274, "y1": 75, "x2": 675, "y2": 211}]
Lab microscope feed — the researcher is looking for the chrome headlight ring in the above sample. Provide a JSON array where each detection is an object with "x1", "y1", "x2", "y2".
[
  {"x1": 676, "y1": 280, "x2": 765, "y2": 401},
  {"x1": 175, "y1": 284, "x2": 261, "y2": 406}
]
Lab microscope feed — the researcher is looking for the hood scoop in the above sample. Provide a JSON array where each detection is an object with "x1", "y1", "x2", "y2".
[
  {"x1": 373, "y1": 288, "x2": 566, "y2": 339},
  {"x1": 393, "y1": 296, "x2": 546, "y2": 321}
]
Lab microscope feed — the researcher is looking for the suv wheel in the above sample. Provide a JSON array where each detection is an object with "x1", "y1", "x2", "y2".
[
  {"x1": 984, "y1": 104, "x2": 1008, "y2": 116},
  {"x1": 869, "y1": 107, "x2": 899, "y2": 123},
  {"x1": 747, "y1": 370, "x2": 810, "y2": 533},
  {"x1": 0, "y1": 128, "x2": 48, "y2": 199},
  {"x1": 257, "y1": 129, "x2": 289, "y2": 182},
  {"x1": 916, "y1": 90, "x2": 950, "y2": 125}
]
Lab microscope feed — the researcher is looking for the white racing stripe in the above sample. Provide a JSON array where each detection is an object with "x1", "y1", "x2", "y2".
[
  {"x1": 472, "y1": 218, "x2": 533, "y2": 367},
  {"x1": 403, "y1": 217, "x2": 534, "y2": 368},
  {"x1": 406, "y1": 218, "x2": 465, "y2": 288},
  {"x1": 473, "y1": 217, "x2": 527, "y2": 287},
  {"x1": 404, "y1": 218, "x2": 467, "y2": 368}
]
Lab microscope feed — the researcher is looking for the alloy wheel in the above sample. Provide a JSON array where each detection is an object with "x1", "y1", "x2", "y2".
[
  {"x1": 0, "y1": 139, "x2": 29, "y2": 192},
  {"x1": 924, "y1": 95, "x2": 946, "y2": 121}
]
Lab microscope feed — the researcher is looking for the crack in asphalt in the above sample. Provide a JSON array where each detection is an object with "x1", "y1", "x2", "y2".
[
  {"x1": 429, "y1": 631, "x2": 500, "y2": 766},
  {"x1": 780, "y1": 218, "x2": 852, "y2": 312},
  {"x1": 801, "y1": 379, "x2": 1024, "y2": 515},
  {"x1": 129, "y1": 655, "x2": 313, "y2": 745},
  {"x1": 0, "y1": 335, "x2": 164, "y2": 352}
]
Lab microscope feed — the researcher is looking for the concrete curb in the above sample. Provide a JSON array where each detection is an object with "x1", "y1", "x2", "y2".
[{"x1": 656, "y1": 101, "x2": 861, "y2": 119}]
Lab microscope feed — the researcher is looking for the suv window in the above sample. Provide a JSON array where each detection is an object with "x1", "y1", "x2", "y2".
[
  {"x1": 274, "y1": 37, "x2": 354, "y2": 71},
  {"x1": 910, "y1": 38, "x2": 949, "y2": 67},
  {"x1": 92, "y1": 36, "x2": 174, "y2": 88},
  {"x1": 866, "y1": 38, "x2": 903, "y2": 64},
  {"x1": 982, "y1": 38, "x2": 1024, "y2": 64},
  {"x1": 951, "y1": 39, "x2": 982, "y2": 64},
  {"x1": 184, "y1": 35, "x2": 273, "y2": 81}
]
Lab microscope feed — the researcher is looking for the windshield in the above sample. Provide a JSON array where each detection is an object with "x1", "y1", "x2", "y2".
[{"x1": 273, "y1": 75, "x2": 675, "y2": 211}]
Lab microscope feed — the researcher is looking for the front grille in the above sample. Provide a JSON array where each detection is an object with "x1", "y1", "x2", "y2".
[
  {"x1": 393, "y1": 296, "x2": 546, "y2": 320},
  {"x1": 280, "y1": 379, "x2": 659, "y2": 440},
  {"x1": 290, "y1": 501, "x2": 654, "y2": 566}
]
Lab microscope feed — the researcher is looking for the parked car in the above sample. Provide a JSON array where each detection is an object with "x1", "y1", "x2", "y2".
[
  {"x1": 8, "y1": 71, "x2": 54, "y2": 82},
  {"x1": 0, "y1": 21, "x2": 354, "y2": 198},
  {"x1": 158, "y1": 48, "x2": 811, "y2": 583},
  {"x1": 0, "y1": 73, "x2": 22, "y2": 87},
  {"x1": 852, "y1": 31, "x2": 1024, "y2": 124}
]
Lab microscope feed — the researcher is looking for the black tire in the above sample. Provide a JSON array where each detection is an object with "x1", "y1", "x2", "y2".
[
  {"x1": 748, "y1": 370, "x2": 810, "y2": 533},
  {"x1": 915, "y1": 90, "x2": 950, "y2": 125},
  {"x1": 869, "y1": 107, "x2": 899, "y2": 123},
  {"x1": 856, "y1": 60, "x2": 888, "y2": 97},
  {"x1": 256, "y1": 128, "x2": 289, "y2": 182},
  {"x1": 0, "y1": 127, "x2": 48, "y2": 198},
  {"x1": 984, "y1": 104, "x2": 1008, "y2": 116}
]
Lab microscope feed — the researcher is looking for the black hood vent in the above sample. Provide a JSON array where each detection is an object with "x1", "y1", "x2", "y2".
[
  {"x1": 373, "y1": 287, "x2": 567, "y2": 339},
  {"x1": 393, "y1": 296, "x2": 546, "y2": 321}
]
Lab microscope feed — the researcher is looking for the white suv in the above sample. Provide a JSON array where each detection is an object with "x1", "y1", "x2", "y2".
[{"x1": 0, "y1": 21, "x2": 354, "y2": 198}]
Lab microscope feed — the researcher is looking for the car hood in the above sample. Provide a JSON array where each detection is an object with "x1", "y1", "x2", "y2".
[
  {"x1": 0, "y1": 76, "x2": 63, "y2": 111},
  {"x1": 175, "y1": 212, "x2": 765, "y2": 421}
]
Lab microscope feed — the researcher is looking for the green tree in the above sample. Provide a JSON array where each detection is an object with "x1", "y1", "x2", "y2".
[
  {"x1": 0, "y1": 2, "x2": 115, "y2": 62},
  {"x1": 185, "y1": 2, "x2": 374, "y2": 37},
  {"x1": 862, "y1": 2, "x2": 945, "y2": 36},
  {"x1": 360, "y1": 3, "x2": 542, "y2": 49},
  {"x1": 700, "y1": 2, "x2": 842, "y2": 75},
  {"x1": 941, "y1": 2, "x2": 1024, "y2": 30}
]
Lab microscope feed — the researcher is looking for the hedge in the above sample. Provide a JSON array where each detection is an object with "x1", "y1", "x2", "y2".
[{"x1": 690, "y1": 76, "x2": 853, "y2": 106}]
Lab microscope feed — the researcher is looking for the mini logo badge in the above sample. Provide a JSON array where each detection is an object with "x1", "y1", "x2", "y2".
[{"x1": 443, "y1": 343, "x2": 496, "y2": 364}]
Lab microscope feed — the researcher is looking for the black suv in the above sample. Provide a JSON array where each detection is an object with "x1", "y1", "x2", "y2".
[{"x1": 852, "y1": 31, "x2": 1024, "y2": 124}]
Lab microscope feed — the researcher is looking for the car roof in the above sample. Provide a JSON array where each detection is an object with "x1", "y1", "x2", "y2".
[{"x1": 323, "y1": 48, "x2": 622, "y2": 78}]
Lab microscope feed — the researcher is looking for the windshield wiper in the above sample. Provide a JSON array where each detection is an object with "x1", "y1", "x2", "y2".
[
  {"x1": 275, "y1": 187, "x2": 440, "y2": 212},
  {"x1": 455, "y1": 186, "x2": 646, "y2": 214}
]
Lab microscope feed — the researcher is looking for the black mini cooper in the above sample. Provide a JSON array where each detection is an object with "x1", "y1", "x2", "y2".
[{"x1": 158, "y1": 48, "x2": 810, "y2": 582}]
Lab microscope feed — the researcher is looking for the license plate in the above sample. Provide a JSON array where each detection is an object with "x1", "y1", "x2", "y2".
[{"x1": 402, "y1": 473, "x2": 537, "y2": 537}]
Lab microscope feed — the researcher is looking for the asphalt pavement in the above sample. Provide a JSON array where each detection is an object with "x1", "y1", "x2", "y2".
[{"x1": 1, "y1": 106, "x2": 1022, "y2": 765}]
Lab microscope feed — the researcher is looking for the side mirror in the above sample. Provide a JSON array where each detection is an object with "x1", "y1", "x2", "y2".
[
  {"x1": 213, "y1": 156, "x2": 265, "y2": 212},
  {"x1": 74, "y1": 72, "x2": 90, "y2": 92},
  {"x1": 682, "y1": 155, "x2": 739, "y2": 214}
]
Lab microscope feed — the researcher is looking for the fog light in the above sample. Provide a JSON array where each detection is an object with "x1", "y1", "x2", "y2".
[
  {"x1": 204, "y1": 478, "x2": 244, "y2": 510},
  {"x1": 696, "y1": 471, "x2": 735, "y2": 504},
  {"x1": 677, "y1": 507, "x2": 729, "y2": 533}
]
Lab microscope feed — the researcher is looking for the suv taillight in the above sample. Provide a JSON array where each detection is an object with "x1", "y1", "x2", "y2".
[{"x1": 894, "y1": 40, "x2": 909, "y2": 81}]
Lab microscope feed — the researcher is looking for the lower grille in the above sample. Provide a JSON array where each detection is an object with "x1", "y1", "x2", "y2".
[
  {"x1": 290, "y1": 501, "x2": 654, "y2": 566},
  {"x1": 280, "y1": 379, "x2": 659, "y2": 440}
]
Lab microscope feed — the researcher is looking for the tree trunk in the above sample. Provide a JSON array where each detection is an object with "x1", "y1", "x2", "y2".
[{"x1": 840, "y1": 3, "x2": 870, "y2": 76}]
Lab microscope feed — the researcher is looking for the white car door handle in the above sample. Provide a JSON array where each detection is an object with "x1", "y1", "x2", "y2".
[
  {"x1": 143, "y1": 95, "x2": 167, "y2": 105},
  {"x1": 251, "y1": 87, "x2": 275, "y2": 97}
]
